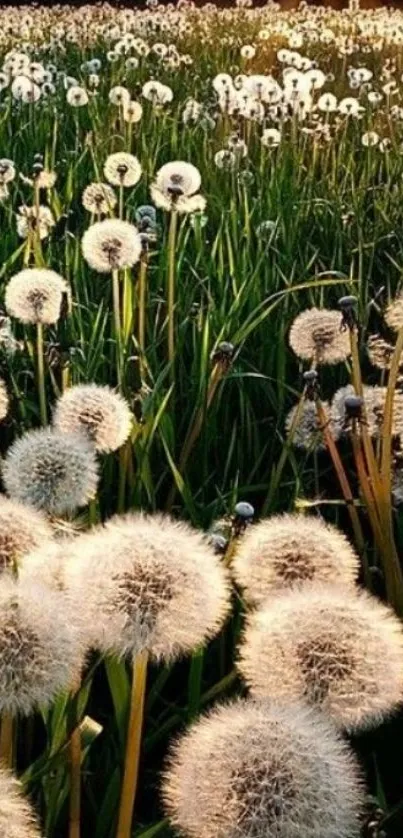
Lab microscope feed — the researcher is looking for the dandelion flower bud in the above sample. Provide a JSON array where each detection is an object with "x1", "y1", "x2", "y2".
[
  {"x1": 233, "y1": 514, "x2": 359, "y2": 604},
  {"x1": 0, "y1": 577, "x2": 82, "y2": 715},
  {"x1": 103, "y1": 152, "x2": 142, "y2": 187},
  {"x1": 67, "y1": 513, "x2": 230, "y2": 660},
  {"x1": 53, "y1": 383, "x2": 132, "y2": 453},
  {"x1": 289, "y1": 308, "x2": 350, "y2": 365},
  {"x1": 0, "y1": 768, "x2": 42, "y2": 837},
  {"x1": 2, "y1": 428, "x2": 99, "y2": 517},
  {"x1": 81, "y1": 219, "x2": 142, "y2": 273},
  {"x1": 0, "y1": 496, "x2": 53, "y2": 576},
  {"x1": 385, "y1": 293, "x2": 403, "y2": 332},
  {"x1": 162, "y1": 699, "x2": 363, "y2": 838},
  {"x1": 5, "y1": 268, "x2": 68, "y2": 325},
  {"x1": 0, "y1": 378, "x2": 8, "y2": 421},
  {"x1": 82, "y1": 183, "x2": 117, "y2": 215},
  {"x1": 238, "y1": 585, "x2": 403, "y2": 732}
]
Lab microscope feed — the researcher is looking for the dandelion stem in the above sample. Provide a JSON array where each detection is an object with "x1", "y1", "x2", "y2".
[
  {"x1": 167, "y1": 208, "x2": 178, "y2": 372},
  {"x1": 262, "y1": 387, "x2": 307, "y2": 515},
  {"x1": 69, "y1": 725, "x2": 81, "y2": 838},
  {"x1": 116, "y1": 649, "x2": 148, "y2": 838},
  {"x1": 36, "y1": 322, "x2": 48, "y2": 425},
  {"x1": 0, "y1": 714, "x2": 13, "y2": 768},
  {"x1": 138, "y1": 250, "x2": 148, "y2": 378},
  {"x1": 112, "y1": 270, "x2": 123, "y2": 388}
]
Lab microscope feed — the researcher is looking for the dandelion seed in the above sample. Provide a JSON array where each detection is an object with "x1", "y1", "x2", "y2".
[
  {"x1": 331, "y1": 384, "x2": 403, "y2": 437},
  {"x1": 261, "y1": 127, "x2": 281, "y2": 147},
  {"x1": 163, "y1": 699, "x2": 363, "y2": 838},
  {"x1": 317, "y1": 92, "x2": 338, "y2": 112},
  {"x1": 154, "y1": 161, "x2": 201, "y2": 198},
  {"x1": 81, "y1": 219, "x2": 142, "y2": 272},
  {"x1": 82, "y1": 183, "x2": 117, "y2": 215},
  {"x1": 66, "y1": 513, "x2": 230, "y2": 661},
  {"x1": 53, "y1": 384, "x2": 132, "y2": 453},
  {"x1": 233, "y1": 513, "x2": 358, "y2": 604},
  {"x1": 284, "y1": 400, "x2": 337, "y2": 450},
  {"x1": 289, "y1": 308, "x2": 350, "y2": 365},
  {"x1": 66, "y1": 85, "x2": 88, "y2": 106},
  {"x1": 362, "y1": 131, "x2": 379, "y2": 147},
  {"x1": 5, "y1": 268, "x2": 67, "y2": 325},
  {"x1": 240, "y1": 45, "x2": 256, "y2": 59},
  {"x1": 367, "y1": 334, "x2": 401, "y2": 370},
  {"x1": 0, "y1": 496, "x2": 53, "y2": 576},
  {"x1": 238, "y1": 585, "x2": 403, "y2": 731},
  {"x1": 0, "y1": 158, "x2": 16, "y2": 184},
  {"x1": 123, "y1": 100, "x2": 143, "y2": 123},
  {"x1": 17, "y1": 204, "x2": 55, "y2": 240},
  {"x1": 11, "y1": 76, "x2": 41, "y2": 103},
  {"x1": 0, "y1": 768, "x2": 42, "y2": 837},
  {"x1": 108, "y1": 85, "x2": 130, "y2": 107},
  {"x1": 214, "y1": 149, "x2": 237, "y2": 169},
  {"x1": 103, "y1": 152, "x2": 142, "y2": 187},
  {"x1": 2, "y1": 428, "x2": 99, "y2": 517},
  {"x1": 142, "y1": 80, "x2": 173, "y2": 105}
]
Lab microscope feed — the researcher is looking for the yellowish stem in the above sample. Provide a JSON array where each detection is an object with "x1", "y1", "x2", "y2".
[
  {"x1": 0, "y1": 714, "x2": 13, "y2": 768},
  {"x1": 116, "y1": 650, "x2": 148, "y2": 838},
  {"x1": 69, "y1": 676, "x2": 82, "y2": 838},
  {"x1": 36, "y1": 322, "x2": 48, "y2": 426},
  {"x1": 167, "y1": 209, "x2": 178, "y2": 370}
]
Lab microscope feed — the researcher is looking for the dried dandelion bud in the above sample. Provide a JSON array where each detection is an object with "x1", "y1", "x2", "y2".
[
  {"x1": 67, "y1": 513, "x2": 230, "y2": 661},
  {"x1": 289, "y1": 308, "x2": 350, "y2": 365},
  {"x1": 53, "y1": 384, "x2": 132, "y2": 453},
  {"x1": 2, "y1": 428, "x2": 99, "y2": 516},
  {"x1": 0, "y1": 767, "x2": 42, "y2": 837},
  {"x1": 385, "y1": 294, "x2": 403, "y2": 332},
  {"x1": 82, "y1": 182, "x2": 117, "y2": 215},
  {"x1": 367, "y1": 334, "x2": 400, "y2": 370},
  {"x1": 162, "y1": 699, "x2": 363, "y2": 838},
  {"x1": 0, "y1": 378, "x2": 8, "y2": 420},
  {"x1": 238, "y1": 585, "x2": 403, "y2": 731},
  {"x1": 81, "y1": 219, "x2": 142, "y2": 273},
  {"x1": 103, "y1": 152, "x2": 142, "y2": 188},
  {"x1": 0, "y1": 496, "x2": 53, "y2": 576},
  {"x1": 0, "y1": 578, "x2": 82, "y2": 715},
  {"x1": 233, "y1": 514, "x2": 358, "y2": 604},
  {"x1": 5, "y1": 269, "x2": 68, "y2": 325}
]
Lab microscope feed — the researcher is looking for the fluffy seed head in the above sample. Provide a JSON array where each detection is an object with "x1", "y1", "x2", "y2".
[
  {"x1": 154, "y1": 161, "x2": 201, "y2": 197},
  {"x1": 0, "y1": 496, "x2": 53, "y2": 576},
  {"x1": 238, "y1": 585, "x2": 403, "y2": 732},
  {"x1": 66, "y1": 513, "x2": 231, "y2": 661},
  {"x1": 367, "y1": 334, "x2": 401, "y2": 370},
  {"x1": 0, "y1": 379, "x2": 8, "y2": 421},
  {"x1": 289, "y1": 308, "x2": 350, "y2": 365},
  {"x1": 232, "y1": 514, "x2": 359, "y2": 604},
  {"x1": 0, "y1": 768, "x2": 42, "y2": 838},
  {"x1": 285, "y1": 399, "x2": 339, "y2": 450},
  {"x1": 331, "y1": 384, "x2": 403, "y2": 437},
  {"x1": 53, "y1": 384, "x2": 132, "y2": 453},
  {"x1": 162, "y1": 699, "x2": 363, "y2": 838},
  {"x1": 0, "y1": 577, "x2": 82, "y2": 715},
  {"x1": 5, "y1": 269, "x2": 68, "y2": 325},
  {"x1": 103, "y1": 152, "x2": 142, "y2": 187},
  {"x1": 2, "y1": 428, "x2": 99, "y2": 516},
  {"x1": 150, "y1": 184, "x2": 206, "y2": 214},
  {"x1": 81, "y1": 219, "x2": 142, "y2": 272},
  {"x1": 82, "y1": 182, "x2": 117, "y2": 215},
  {"x1": 385, "y1": 294, "x2": 403, "y2": 332}
]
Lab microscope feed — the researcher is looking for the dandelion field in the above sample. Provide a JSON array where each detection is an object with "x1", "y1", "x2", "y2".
[{"x1": 3, "y1": 0, "x2": 403, "y2": 836}]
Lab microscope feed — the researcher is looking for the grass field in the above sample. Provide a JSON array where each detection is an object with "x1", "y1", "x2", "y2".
[{"x1": 1, "y1": 1, "x2": 403, "y2": 836}]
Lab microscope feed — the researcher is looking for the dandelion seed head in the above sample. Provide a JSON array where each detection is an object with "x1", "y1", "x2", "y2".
[
  {"x1": 150, "y1": 184, "x2": 206, "y2": 214},
  {"x1": 289, "y1": 308, "x2": 351, "y2": 365},
  {"x1": 53, "y1": 384, "x2": 132, "y2": 453},
  {"x1": 82, "y1": 183, "x2": 117, "y2": 215},
  {"x1": 66, "y1": 512, "x2": 231, "y2": 661},
  {"x1": 285, "y1": 399, "x2": 338, "y2": 450},
  {"x1": 154, "y1": 161, "x2": 201, "y2": 198},
  {"x1": 367, "y1": 334, "x2": 399, "y2": 370},
  {"x1": 233, "y1": 514, "x2": 358, "y2": 604},
  {"x1": 238, "y1": 585, "x2": 403, "y2": 731},
  {"x1": 66, "y1": 85, "x2": 88, "y2": 106},
  {"x1": 81, "y1": 219, "x2": 142, "y2": 272},
  {"x1": 103, "y1": 152, "x2": 142, "y2": 187},
  {"x1": 16, "y1": 205, "x2": 55, "y2": 240},
  {"x1": 0, "y1": 158, "x2": 16, "y2": 184},
  {"x1": 5, "y1": 268, "x2": 67, "y2": 325},
  {"x1": 2, "y1": 428, "x2": 99, "y2": 516},
  {"x1": 0, "y1": 768, "x2": 42, "y2": 838},
  {"x1": 0, "y1": 497, "x2": 53, "y2": 576},
  {"x1": 123, "y1": 100, "x2": 143, "y2": 123},
  {"x1": 0, "y1": 379, "x2": 9, "y2": 421},
  {"x1": 385, "y1": 294, "x2": 403, "y2": 332},
  {"x1": 163, "y1": 699, "x2": 363, "y2": 838},
  {"x1": 331, "y1": 384, "x2": 403, "y2": 437}
]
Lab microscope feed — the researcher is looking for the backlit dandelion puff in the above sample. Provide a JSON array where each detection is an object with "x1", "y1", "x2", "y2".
[
  {"x1": 331, "y1": 384, "x2": 403, "y2": 437},
  {"x1": 367, "y1": 334, "x2": 401, "y2": 369},
  {"x1": 0, "y1": 379, "x2": 8, "y2": 421},
  {"x1": 5, "y1": 268, "x2": 67, "y2": 325},
  {"x1": 82, "y1": 183, "x2": 117, "y2": 215},
  {"x1": 289, "y1": 308, "x2": 350, "y2": 365},
  {"x1": 0, "y1": 497, "x2": 53, "y2": 576},
  {"x1": 81, "y1": 219, "x2": 142, "y2": 273},
  {"x1": 238, "y1": 585, "x2": 403, "y2": 731},
  {"x1": 66, "y1": 512, "x2": 231, "y2": 661},
  {"x1": 162, "y1": 699, "x2": 363, "y2": 838},
  {"x1": 0, "y1": 768, "x2": 42, "y2": 838},
  {"x1": 53, "y1": 384, "x2": 132, "y2": 453},
  {"x1": 154, "y1": 161, "x2": 201, "y2": 198},
  {"x1": 16, "y1": 205, "x2": 55, "y2": 240},
  {"x1": 2, "y1": 428, "x2": 99, "y2": 517},
  {"x1": 0, "y1": 577, "x2": 82, "y2": 716},
  {"x1": 385, "y1": 294, "x2": 403, "y2": 332},
  {"x1": 103, "y1": 152, "x2": 142, "y2": 188},
  {"x1": 233, "y1": 514, "x2": 359, "y2": 604}
]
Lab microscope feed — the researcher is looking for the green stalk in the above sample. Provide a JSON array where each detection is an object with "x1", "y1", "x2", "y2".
[
  {"x1": 112, "y1": 269, "x2": 123, "y2": 389},
  {"x1": 36, "y1": 322, "x2": 48, "y2": 426}
]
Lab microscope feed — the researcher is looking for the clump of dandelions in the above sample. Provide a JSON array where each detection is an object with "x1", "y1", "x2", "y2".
[
  {"x1": 0, "y1": 496, "x2": 53, "y2": 575},
  {"x1": 238, "y1": 585, "x2": 403, "y2": 732},
  {"x1": 0, "y1": 577, "x2": 82, "y2": 715},
  {"x1": 289, "y1": 308, "x2": 350, "y2": 365},
  {"x1": 0, "y1": 378, "x2": 8, "y2": 421},
  {"x1": 0, "y1": 768, "x2": 42, "y2": 838},
  {"x1": 232, "y1": 514, "x2": 359, "y2": 604},
  {"x1": 5, "y1": 268, "x2": 68, "y2": 325},
  {"x1": 66, "y1": 513, "x2": 231, "y2": 661},
  {"x1": 2, "y1": 428, "x2": 99, "y2": 517},
  {"x1": 81, "y1": 219, "x2": 142, "y2": 273},
  {"x1": 162, "y1": 699, "x2": 363, "y2": 838},
  {"x1": 53, "y1": 384, "x2": 132, "y2": 453},
  {"x1": 103, "y1": 152, "x2": 142, "y2": 188}
]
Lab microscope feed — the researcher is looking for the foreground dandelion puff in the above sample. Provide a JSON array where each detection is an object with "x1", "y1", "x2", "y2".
[
  {"x1": 162, "y1": 699, "x2": 363, "y2": 838},
  {"x1": 289, "y1": 308, "x2": 350, "y2": 365},
  {"x1": 0, "y1": 768, "x2": 42, "y2": 838},
  {"x1": 0, "y1": 578, "x2": 82, "y2": 716},
  {"x1": 53, "y1": 384, "x2": 132, "y2": 453},
  {"x1": 232, "y1": 514, "x2": 359, "y2": 604},
  {"x1": 238, "y1": 585, "x2": 403, "y2": 731},
  {"x1": 103, "y1": 152, "x2": 142, "y2": 188},
  {"x1": 81, "y1": 219, "x2": 142, "y2": 273},
  {"x1": 5, "y1": 269, "x2": 67, "y2": 325},
  {"x1": 66, "y1": 513, "x2": 231, "y2": 661},
  {"x1": 0, "y1": 497, "x2": 53, "y2": 576},
  {"x1": 0, "y1": 379, "x2": 8, "y2": 421},
  {"x1": 2, "y1": 428, "x2": 99, "y2": 516}
]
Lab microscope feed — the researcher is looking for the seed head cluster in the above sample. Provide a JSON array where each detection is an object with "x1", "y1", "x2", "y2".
[
  {"x1": 81, "y1": 218, "x2": 142, "y2": 272},
  {"x1": 0, "y1": 768, "x2": 42, "y2": 838},
  {"x1": 53, "y1": 384, "x2": 132, "y2": 453},
  {"x1": 5, "y1": 269, "x2": 68, "y2": 325}
]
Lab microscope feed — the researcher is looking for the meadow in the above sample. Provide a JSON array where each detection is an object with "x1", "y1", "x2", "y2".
[{"x1": 2, "y1": 0, "x2": 403, "y2": 836}]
